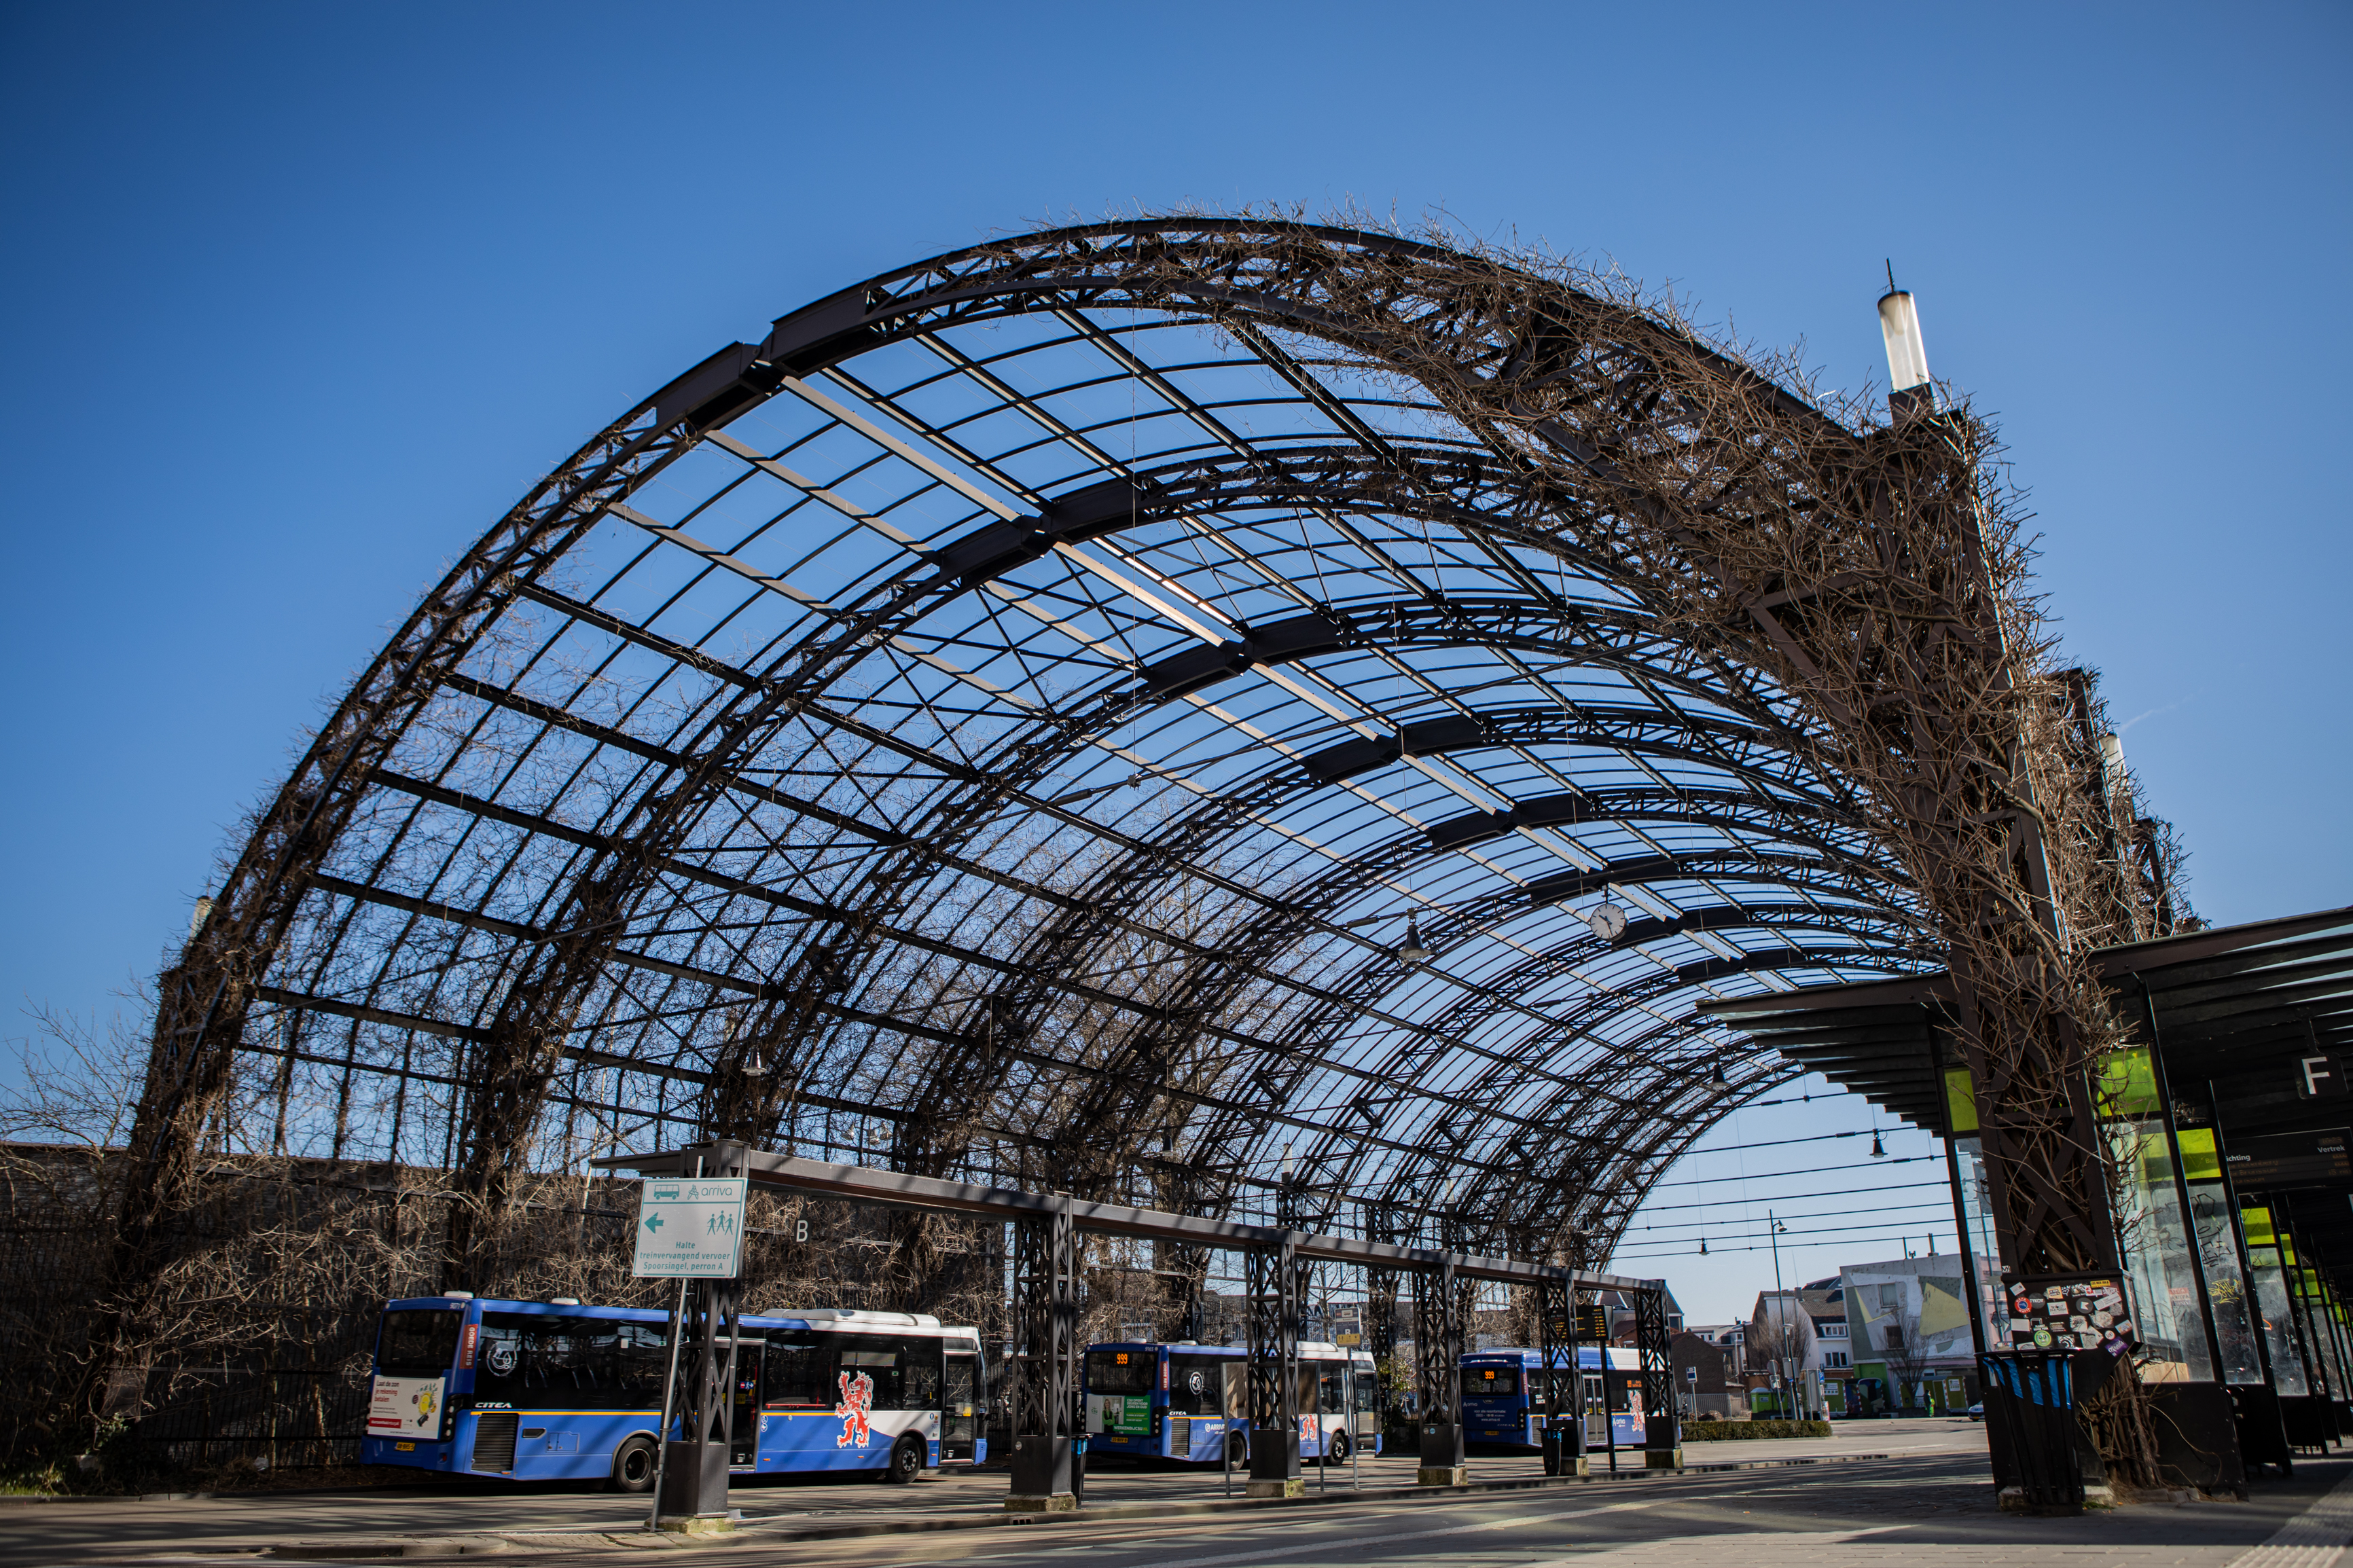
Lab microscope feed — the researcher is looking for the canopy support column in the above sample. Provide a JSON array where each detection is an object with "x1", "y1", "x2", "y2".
[
  {"x1": 1635, "y1": 1283, "x2": 1682, "y2": 1470},
  {"x1": 1539, "y1": 1274, "x2": 1585, "y2": 1478},
  {"x1": 1246, "y1": 1234, "x2": 1304, "y2": 1497},
  {"x1": 1006, "y1": 1194, "x2": 1078, "y2": 1512},
  {"x1": 656, "y1": 1139, "x2": 746, "y2": 1533},
  {"x1": 1416, "y1": 1250, "x2": 1466, "y2": 1484}
]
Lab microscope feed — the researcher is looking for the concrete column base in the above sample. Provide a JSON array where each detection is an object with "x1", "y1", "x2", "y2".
[
  {"x1": 1003, "y1": 1493, "x2": 1079, "y2": 1513},
  {"x1": 655, "y1": 1514, "x2": 736, "y2": 1536},
  {"x1": 1645, "y1": 1446, "x2": 1684, "y2": 1471},
  {"x1": 1245, "y1": 1476, "x2": 1306, "y2": 1499},
  {"x1": 1417, "y1": 1464, "x2": 1469, "y2": 1487}
]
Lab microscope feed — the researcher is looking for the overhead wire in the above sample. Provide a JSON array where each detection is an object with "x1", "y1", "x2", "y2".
[{"x1": 1648, "y1": 1154, "x2": 1939, "y2": 1188}]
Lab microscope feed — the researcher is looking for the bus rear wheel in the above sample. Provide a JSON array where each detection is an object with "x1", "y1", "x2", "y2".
[
  {"x1": 884, "y1": 1434, "x2": 924, "y2": 1484},
  {"x1": 609, "y1": 1435, "x2": 658, "y2": 1493}
]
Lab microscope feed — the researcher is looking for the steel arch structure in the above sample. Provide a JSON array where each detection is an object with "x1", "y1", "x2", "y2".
[{"x1": 130, "y1": 217, "x2": 1940, "y2": 1286}]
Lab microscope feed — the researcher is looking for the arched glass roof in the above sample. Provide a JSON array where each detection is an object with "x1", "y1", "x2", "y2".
[{"x1": 174, "y1": 219, "x2": 1936, "y2": 1266}]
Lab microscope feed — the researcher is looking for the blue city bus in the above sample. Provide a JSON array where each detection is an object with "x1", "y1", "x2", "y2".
[
  {"x1": 1460, "y1": 1346, "x2": 1645, "y2": 1450},
  {"x1": 1082, "y1": 1341, "x2": 1382, "y2": 1464},
  {"x1": 363, "y1": 1295, "x2": 986, "y2": 1489}
]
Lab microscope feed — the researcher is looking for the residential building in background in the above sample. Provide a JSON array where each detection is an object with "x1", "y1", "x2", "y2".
[{"x1": 1840, "y1": 1254, "x2": 1992, "y2": 1415}]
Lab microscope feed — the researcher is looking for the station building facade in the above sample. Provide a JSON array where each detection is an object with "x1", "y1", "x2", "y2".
[{"x1": 1710, "y1": 908, "x2": 2353, "y2": 1489}]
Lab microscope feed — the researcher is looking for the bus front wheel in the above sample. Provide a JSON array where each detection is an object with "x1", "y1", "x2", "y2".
[
  {"x1": 884, "y1": 1434, "x2": 924, "y2": 1484},
  {"x1": 1324, "y1": 1432, "x2": 1350, "y2": 1467},
  {"x1": 609, "y1": 1435, "x2": 658, "y2": 1494},
  {"x1": 1225, "y1": 1431, "x2": 1247, "y2": 1466}
]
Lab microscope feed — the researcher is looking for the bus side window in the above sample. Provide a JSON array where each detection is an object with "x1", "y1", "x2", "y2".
[
  {"x1": 838, "y1": 1334, "x2": 907, "y2": 1408},
  {"x1": 1166, "y1": 1354, "x2": 1224, "y2": 1416},
  {"x1": 765, "y1": 1341, "x2": 829, "y2": 1408},
  {"x1": 1318, "y1": 1365, "x2": 1344, "y2": 1414},
  {"x1": 901, "y1": 1336, "x2": 943, "y2": 1409}
]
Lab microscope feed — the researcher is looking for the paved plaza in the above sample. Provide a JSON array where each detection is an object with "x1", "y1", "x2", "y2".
[{"x1": 11, "y1": 1421, "x2": 2353, "y2": 1568}]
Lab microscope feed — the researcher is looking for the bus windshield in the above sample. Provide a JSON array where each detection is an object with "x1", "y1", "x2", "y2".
[
  {"x1": 376, "y1": 1309, "x2": 463, "y2": 1376},
  {"x1": 1085, "y1": 1349, "x2": 1155, "y2": 1395},
  {"x1": 1463, "y1": 1366, "x2": 1520, "y2": 1398}
]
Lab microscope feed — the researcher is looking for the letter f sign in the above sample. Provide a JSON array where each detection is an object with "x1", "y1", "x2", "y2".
[{"x1": 2299, "y1": 1054, "x2": 2342, "y2": 1099}]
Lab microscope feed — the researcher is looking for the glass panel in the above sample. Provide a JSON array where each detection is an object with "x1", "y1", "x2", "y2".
[
  {"x1": 2292, "y1": 1266, "x2": 2343, "y2": 1397},
  {"x1": 2111, "y1": 1120, "x2": 2212, "y2": 1381},
  {"x1": 2189, "y1": 1201, "x2": 2263, "y2": 1382},
  {"x1": 1952, "y1": 1138, "x2": 2011, "y2": 1345},
  {"x1": 2242, "y1": 1206, "x2": 2310, "y2": 1396}
]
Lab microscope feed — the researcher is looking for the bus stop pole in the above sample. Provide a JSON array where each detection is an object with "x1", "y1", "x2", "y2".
[
  {"x1": 645, "y1": 1276, "x2": 690, "y2": 1532},
  {"x1": 645, "y1": 1148, "x2": 704, "y2": 1532}
]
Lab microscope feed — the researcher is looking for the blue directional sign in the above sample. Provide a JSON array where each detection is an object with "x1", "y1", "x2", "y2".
[{"x1": 630, "y1": 1178, "x2": 748, "y2": 1279}]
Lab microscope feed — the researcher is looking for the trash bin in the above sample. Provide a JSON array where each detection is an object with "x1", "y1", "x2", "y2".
[{"x1": 1977, "y1": 1351, "x2": 2081, "y2": 1510}]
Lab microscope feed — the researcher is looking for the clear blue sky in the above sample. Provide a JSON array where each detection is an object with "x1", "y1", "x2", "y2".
[{"x1": 3, "y1": 3, "x2": 2345, "y2": 1324}]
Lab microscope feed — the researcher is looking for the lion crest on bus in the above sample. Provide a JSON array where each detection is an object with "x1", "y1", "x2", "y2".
[{"x1": 835, "y1": 1369, "x2": 875, "y2": 1448}]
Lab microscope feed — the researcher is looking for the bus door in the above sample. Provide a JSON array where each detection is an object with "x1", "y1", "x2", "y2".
[
  {"x1": 1609, "y1": 1364, "x2": 1642, "y2": 1448},
  {"x1": 1351, "y1": 1358, "x2": 1381, "y2": 1450},
  {"x1": 1312, "y1": 1359, "x2": 1346, "y2": 1457},
  {"x1": 942, "y1": 1344, "x2": 978, "y2": 1463},
  {"x1": 1166, "y1": 1351, "x2": 1230, "y2": 1461},
  {"x1": 728, "y1": 1336, "x2": 764, "y2": 1467},
  {"x1": 1582, "y1": 1371, "x2": 1608, "y2": 1453}
]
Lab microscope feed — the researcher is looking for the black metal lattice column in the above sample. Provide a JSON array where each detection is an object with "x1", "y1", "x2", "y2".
[
  {"x1": 658, "y1": 1140, "x2": 746, "y2": 1525},
  {"x1": 1414, "y1": 1247, "x2": 1465, "y2": 1478},
  {"x1": 1008, "y1": 1194, "x2": 1077, "y2": 1508},
  {"x1": 1537, "y1": 1274, "x2": 1580, "y2": 1476},
  {"x1": 1366, "y1": 1204, "x2": 1400, "y2": 1446},
  {"x1": 1245, "y1": 1234, "x2": 1302, "y2": 1490},
  {"x1": 1634, "y1": 1283, "x2": 1680, "y2": 1470}
]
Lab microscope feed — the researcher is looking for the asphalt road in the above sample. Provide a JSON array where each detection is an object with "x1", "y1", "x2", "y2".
[{"x1": 9, "y1": 1421, "x2": 2339, "y2": 1568}]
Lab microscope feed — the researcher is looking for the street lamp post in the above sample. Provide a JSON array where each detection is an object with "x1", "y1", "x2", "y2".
[{"x1": 1767, "y1": 1213, "x2": 1793, "y2": 1419}]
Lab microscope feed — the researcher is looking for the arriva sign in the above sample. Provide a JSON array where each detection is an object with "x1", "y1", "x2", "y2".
[{"x1": 630, "y1": 1177, "x2": 748, "y2": 1279}]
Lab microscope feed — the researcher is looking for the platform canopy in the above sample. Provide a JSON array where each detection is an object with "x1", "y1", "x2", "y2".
[{"x1": 1702, "y1": 907, "x2": 2353, "y2": 1136}]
